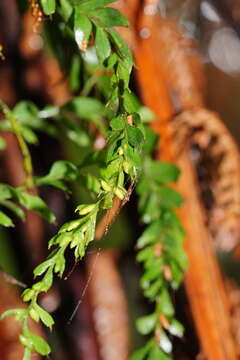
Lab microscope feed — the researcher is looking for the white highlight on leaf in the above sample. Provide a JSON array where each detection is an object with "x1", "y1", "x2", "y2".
[
  {"x1": 159, "y1": 332, "x2": 172, "y2": 354},
  {"x1": 75, "y1": 29, "x2": 84, "y2": 49},
  {"x1": 82, "y1": 47, "x2": 99, "y2": 65}
]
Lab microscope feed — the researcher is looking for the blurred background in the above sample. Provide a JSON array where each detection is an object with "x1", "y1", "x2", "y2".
[{"x1": 0, "y1": 0, "x2": 240, "y2": 359}]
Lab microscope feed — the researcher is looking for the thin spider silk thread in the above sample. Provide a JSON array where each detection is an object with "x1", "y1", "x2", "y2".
[{"x1": 67, "y1": 248, "x2": 101, "y2": 324}]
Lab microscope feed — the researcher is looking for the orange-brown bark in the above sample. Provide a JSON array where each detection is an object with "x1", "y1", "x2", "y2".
[
  {"x1": 86, "y1": 250, "x2": 130, "y2": 360},
  {"x1": 176, "y1": 150, "x2": 236, "y2": 360},
  {"x1": 0, "y1": 276, "x2": 41, "y2": 360}
]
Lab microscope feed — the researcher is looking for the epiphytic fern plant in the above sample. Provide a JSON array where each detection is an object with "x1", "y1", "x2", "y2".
[{"x1": 0, "y1": 1, "x2": 187, "y2": 359}]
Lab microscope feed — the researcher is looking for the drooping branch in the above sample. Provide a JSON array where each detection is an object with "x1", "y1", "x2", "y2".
[{"x1": 19, "y1": 13, "x2": 133, "y2": 358}]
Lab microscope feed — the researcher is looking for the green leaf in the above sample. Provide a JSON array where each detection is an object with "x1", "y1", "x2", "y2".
[
  {"x1": 149, "y1": 345, "x2": 171, "y2": 360},
  {"x1": 107, "y1": 52, "x2": 118, "y2": 68},
  {"x1": 110, "y1": 115, "x2": 125, "y2": 130},
  {"x1": 75, "y1": 203, "x2": 96, "y2": 215},
  {"x1": 59, "y1": 0, "x2": 73, "y2": 21},
  {"x1": 123, "y1": 92, "x2": 140, "y2": 113},
  {"x1": 0, "y1": 184, "x2": 13, "y2": 201},
  {"x1": 169, "y1": 319, "x2": 184, "y2": 337},
  {"x1": 40, "y1": 0, "x2": 56, "y2": 15},
  {"x1": 143, "y1": 128, "x2": 158, "y2": 154},
  {"x1": 66, "y1": 127, "x2": 90, "y2": 147},
  {"x1": 101, "y1": 157, "x2": 122, "y2": 179},
  {"x1": 78, "y1": 0, "x2": 117, "y2": 12},
  {"x1": 147, "y1": 160, "x2": 180, "y2": 183},
  {"x1": 144, "y1": 279, "x2": 162, "y2": 300},
  {"x1": 125, "y1": 144, "x2": 141, "y2": 170},
  {"x1": 34, "y1": 258, "x2": 54, "y2": 277},
  {"x1": 54, "y1": 251, "x2": 66, "y2": 276},
  {"x1": 34, "y1": 303, "x2": 54, "y2": 329},
  {"x1": 105, "y1": 131, "x2": 122, "y2": 162},
  {"x1": 13, "y1": 101, "x2": 40, "y2": 127},
  {"x1": 69, "y1": 55, "x2": 81, "y2": 91},
  {"x1": 59, "y1": 218, "x2": 82, "y2": 233},
  {"x1": 1, "y1": 308, "x2": 26, "y2": 319},
  {"x1": 95, "y1": 27, "x2": 111, "y2": 62},
  {"x1": 19, "y1": 334, "x2": 33, "y2": 350},
  {"x1": 158, "y1": 289, "x2": 174, "y2": 316},
  {"x1": 139, "y1": 107, "x2": 155, "y2": 123},
  {"x1": 21, "y1": 127, "x2": 38, "y2": 144},
  {"x1": 0, "y1": 200, "x2": 25, "y2": 220},
  {"x1": 140, "y1": 266, "x2": 162, "y2": 288},
  {"x1": 74, "y1": 9, "x2": 92, "y2": 50},
  {"x1": 22, "y1": 288, "x2": 35, "y2": 302},
  {"x1": 140, "y1": 194, "x2": 160, "y2": 224},
  {"x1": 136, "y1": 313, "x2": 156, "y2": 335},
  {"x1": 0, "y1": 211, "x2": 14, "y2": 227},
  {"x1": 126, "y1": 126, "x2": 144, "y2": 147},
  {"x1": 90, "y1": 8, "x2": 129, "y2": 28},
  {"x1": 129, "y1": 339, "x2": 154, "y2": 360},
  {"x1": 16, "y1": 191, "x2": 56, "y2": 224},
  {"x1": 38, "y1": 161, "x2": 78, "y2": 184},
  {"x1": 117, "y1": 59, "x2": 131, "y2": 88},
  {"x1": 27, "y1": 331, "x2": 51, "y2": 355},
  {"x1": 101, "y1": 192, "x2": 113, "y2": 209},
  {"x1": 136, "y1": 246, "x2": 153, "y2": 262},
  {"x1": 156, "y1": 186, "x2": 183, "y2": 208},
  {"x1": 169, "y1": 260, "x2": 183, "y2": 289},
  {"x1": 66, "y1": 96, "x2": 105, "y2": 119},
  {"x1": 165, "y1": 239, "x2": 187, "y2": 270},
  {"x1": 40, "y1": 268, "x2": 54, "y2": 292},
  {"x1": 107, "y1": 29, "x2": 133, "y2": 70},
  {"x1": 84, "y1": 174, "x2": 101, "y2": 194}
]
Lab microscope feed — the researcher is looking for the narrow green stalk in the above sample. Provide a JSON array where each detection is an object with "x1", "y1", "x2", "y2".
[
  {"x1": 23, "y1": 348, "x2": 32, "y2": 360},
  {"x1": 0, "y1": 100, "x2": 34, "y2": 189},
  {"x1": 81, "y1": 75, "x2": 97, "y2": 97}
]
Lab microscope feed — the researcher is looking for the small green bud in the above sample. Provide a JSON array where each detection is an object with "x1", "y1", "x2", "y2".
[
  {"x1": 59, "y1": 219, "x2": 81, "y2": 233},
  {"x1": 54, "y1": 263, "x2": 60, "y2": 274},
  {"x1": 102, "y1": 193, "x2": 113, "y2": 209},
  {"x1": 118, "y1": 171, "x2": 125, "y2": 187},
  {"x1": 22, "y1": 289, "x2": 35, "y2": 302},
  {"x1": 70, "y1": 238, "x2": 78, "y2": 249},
  {"x1": 114, "y1": 187, "x2": 126, "y2": 200},
  {"x1": 81, "y1": 224, "x2": 88, "y2": 233},
  {"x1": 123, "y1": 160, "x2": 130, "y2": 174},
  {"x1": 29, "y1": 308, "x2": 40, "y2": 323},
  {"x1": 77, "y1": 204, "x2": 96, "y2": 215},
  {"x1": 118, "y1": 147, "x2": 124, "y2": 155},
  {"x1": 32, "y1": 282, "x2": 43, "y2": 292},
  {"x1": 58, "y1": 233, "x2": 71, "y2": 247},
  {"x1": 101, "y1": 180, "x2": 112, "y2": 192}
]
